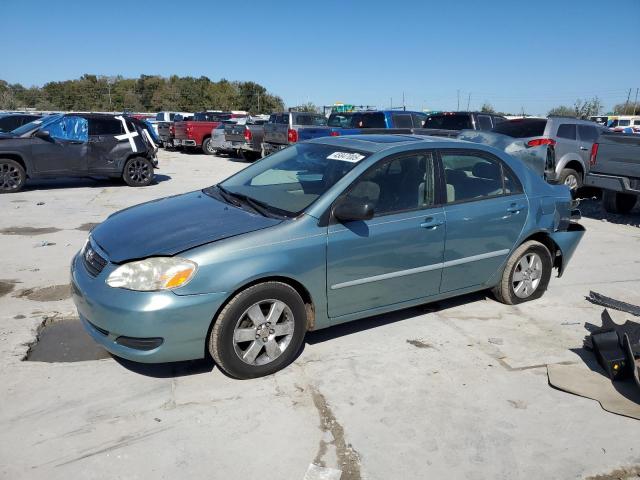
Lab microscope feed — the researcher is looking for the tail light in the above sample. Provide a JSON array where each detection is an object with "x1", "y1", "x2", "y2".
[
  {"x1": 288, "y1": 128, "x2": 298, "y2": 143},
  {"x1": 244, "y1": 129, "x2": 252, "y2": 141},
  {"x1": 330, "y1": 131, "x2": 340, "y2": 136},
  {"x1": 526, "y1": 138, "x2": 556, "y2": 147},
  {"x1": 590, "y1": 143, "x2": 599, "y2": 166}
]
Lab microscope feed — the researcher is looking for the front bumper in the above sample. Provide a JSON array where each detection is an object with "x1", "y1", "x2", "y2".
[{"x1": 70, "y1": 251, "x2": 227, "y2": 363}]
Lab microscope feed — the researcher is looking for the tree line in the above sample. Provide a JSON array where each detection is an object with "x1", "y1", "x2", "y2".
[
  {"x1": 480, "y1": 96, "x2": 640, "y2": 119},
  {"x1": 0, "y1": 74, "x2": 285, "y2": 114}
]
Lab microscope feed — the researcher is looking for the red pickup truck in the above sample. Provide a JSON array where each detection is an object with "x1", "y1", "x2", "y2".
[{"x1": 174, "y1": 111, "x2": 247, "y2": 153}]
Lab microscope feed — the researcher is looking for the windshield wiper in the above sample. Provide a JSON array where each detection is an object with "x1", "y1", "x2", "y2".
[
  {"x1": 216, "y1": 185, "x2": 284, "y2": 218},
  {"x1": 216, "y1": 185, "x2": 244, "y2": 208}
]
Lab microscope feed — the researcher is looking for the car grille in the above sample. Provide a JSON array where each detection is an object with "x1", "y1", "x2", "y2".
[{"x1": 83, "y1": 243, "x2": 107, "y2": 277}]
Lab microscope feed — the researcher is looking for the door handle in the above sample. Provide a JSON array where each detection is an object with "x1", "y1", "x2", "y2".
[
  {"x1": 507, "y1": 203, "x2": 525, "y2": 214},
  {"x1": 420, "y1": 217, "x2": 444, "y2": 229},
  {"x1": 579, "y1": 146, "x2": 588, "y2": 151}
]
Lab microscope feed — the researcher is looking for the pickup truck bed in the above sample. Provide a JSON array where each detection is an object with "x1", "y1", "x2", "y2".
[
  {"x1": 224, "y1": 122, "x2": 265, "y2": 161},
  {"x1": 585, "y1": 133, "x2": 640, "y2": 213}
]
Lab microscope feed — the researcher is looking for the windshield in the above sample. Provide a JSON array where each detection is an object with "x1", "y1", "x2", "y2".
[
  {"x1": 423, "y1": 114, "x2": 472, "y2": 130},
  {"x1": 11, "y1": 114, "x2": 62, "y2": 136},
  {"x1": 215, "y1": 143, "x2": 369, "y2": 215}
]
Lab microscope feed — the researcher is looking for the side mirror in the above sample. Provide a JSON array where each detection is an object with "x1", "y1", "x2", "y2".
[
  {"x1": 333, "y1": 198, "x2": 374, "y2": 222},
  {"x1": 35, "y1": 129, "x2": 51, "y2": 140}
]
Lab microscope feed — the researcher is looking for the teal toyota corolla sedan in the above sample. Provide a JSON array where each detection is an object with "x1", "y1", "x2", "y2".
[{"x1": 71, "y1": 135, "x2": 585, "y2": 378}]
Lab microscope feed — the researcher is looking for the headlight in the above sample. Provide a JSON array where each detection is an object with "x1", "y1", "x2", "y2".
[{"x1": 106, "y1": 257, "x2": 197, "y2": 291}]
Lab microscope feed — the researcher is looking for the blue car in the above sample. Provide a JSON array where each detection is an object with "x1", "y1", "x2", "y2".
[{"x1": 71, "y1": 135, "x2": 585, "y2": 378}]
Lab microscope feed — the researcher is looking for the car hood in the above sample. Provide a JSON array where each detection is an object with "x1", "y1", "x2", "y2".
[{"x1": 91, "y1": 190, "x2": 282, "y2": 263}]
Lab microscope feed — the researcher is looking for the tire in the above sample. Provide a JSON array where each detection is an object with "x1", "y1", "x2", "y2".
[
  {"x1": 202, "y1": 137, "x2": 216, "y2": 155},
  {"x1": 0, "y1": 159, "x2": 26, "y2": 193},
  {"x1": 122, "y1": 157, "x2": 154, "y2": 187},
  {"x1": 558, "y1": 168, "x2": 582, "y2": 191},
  {"x1": 602, "y1": 190, "x2": 637, "y2": 214},
  {"x1": 492, "y1": 240, "x2": 553, "y2": 305},
  {"x1": 209, "y1": 282, "x2": 307, "y2": 379},
  {"x1": 0, "y1": 158, "x2": 27, "y2": 193}
]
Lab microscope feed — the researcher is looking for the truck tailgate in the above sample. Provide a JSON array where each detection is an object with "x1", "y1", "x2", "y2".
[
  {"x1": 297, "y1": 126, "x2": 335, "y2": 141},
  {"x1": 263, "y1": 123, "x2": 289, "y2": 145},
  {"x1": 225, "y1": 124, "x2": 246, "y2": 143}
]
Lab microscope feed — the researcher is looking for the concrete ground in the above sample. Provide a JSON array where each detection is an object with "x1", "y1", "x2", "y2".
[{"x1": 1, "y1": 148, "x2": 639, "y2": 480}]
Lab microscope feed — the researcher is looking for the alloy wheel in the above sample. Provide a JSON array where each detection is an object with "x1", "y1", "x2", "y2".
[
  {"x1": 232, "y1": 299, "x2": 295, "y2": 366},
  {"x1": 0, "y1": 162, "x2": 22, "y2": 191},
  {"x1": 127, "y1": 159, "x2": 150, "y2": 184},
  {"x1": 564, "y1": 174, "x2": 578, "y2": 190},
  {"x1": 512, "y1": 253, "x2": 543, "y2": 299}
]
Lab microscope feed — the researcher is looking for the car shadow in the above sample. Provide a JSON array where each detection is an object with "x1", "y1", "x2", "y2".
[
  {"x1": 20, "y1": 174, "x2": 172, "y2": 192},
  {"x1": 303, "y1": 291, "x2": 489, "y2": 347},
  {"x1": 577, "y1": 190, "x2": 640, "y2": 228},
  {"x1": 113, "y1": 355, "x2": 216, "y2": 378}
]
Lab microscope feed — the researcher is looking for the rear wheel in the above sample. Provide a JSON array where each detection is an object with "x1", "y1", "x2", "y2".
[
  {"x1": 122, "y1": 157, "x2": 154, "y2": 187},
  {"x1": 492, "y1": 241, "x2": 552, "y2": 305},
  {"x1": 202, "y1": 137, "x2": 216, "y2": 155},
  {"x1": 208, "y1": 282, "x2": 307, "y2": 379},
  {"x1": 558, "y1": 168, "x2": 582, "y2": 191},
  {"x1": 602, "y1": 190, "x2": 637, "y2": 214},
  {"x1": 0, "y1": 159, "x2": 26, "y2": 193}
]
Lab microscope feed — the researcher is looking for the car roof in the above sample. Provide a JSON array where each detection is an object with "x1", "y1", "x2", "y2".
[{"x1": 306, "y1": 134, "x2": 460, "y2": 152}]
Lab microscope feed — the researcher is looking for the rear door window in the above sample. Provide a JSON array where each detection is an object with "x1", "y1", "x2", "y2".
[
  {"x1": 89, "y1": 117, "x2": 124, "y2": 136},
  {"x1": 577, "y1": 125, "x2": 599, "y2": 143},
  {"x1": 492, "y1": 119, "x2": 547, "y2": 138},
  {"x1": 557, "y1": 124, "x2": 577, "y2": 140},
  {"x1": 441, "y1": 151, "x2": 512, "y2": 203},
  {"x1": 477, "y1": 115, "x2": 493, "y2": 131}
]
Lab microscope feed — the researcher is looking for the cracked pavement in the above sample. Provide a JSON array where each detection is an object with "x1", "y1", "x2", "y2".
[{"x1": 1, "y1": 149, "x2": 639, "y2": 479}]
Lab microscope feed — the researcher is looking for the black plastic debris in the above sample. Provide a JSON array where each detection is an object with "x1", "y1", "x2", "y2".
[
  {"x1": 587, "y1": 291, "x2": 640, "y2": 317},
  {"x1": 583, "y1": 306, "x2": 640, "y2": 392},
  {"x1": 591, "y1": 329, "x2": 630, "y2": 380}
]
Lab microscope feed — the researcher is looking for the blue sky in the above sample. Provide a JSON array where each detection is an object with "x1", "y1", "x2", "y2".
[{"x1": 2, "y1": 0, "x2": 638, "y2": 115}]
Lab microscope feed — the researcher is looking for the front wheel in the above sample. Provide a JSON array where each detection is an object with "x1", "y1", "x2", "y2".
[
  {"x1": 602, "y1": 190, "x2": 637, "y2": 214},
  {"x1": 122, "y1": 157, "x2": 154, "y2": 187},
  {"x1": 492, "y1": 241, "x2": 552, "y2": 305},
  {"x1": 208, "y1": 282, "x2": 307, "y2": 379},
  {"x1": 0, "y1": 159, "x2": 26, "y2": 193}
]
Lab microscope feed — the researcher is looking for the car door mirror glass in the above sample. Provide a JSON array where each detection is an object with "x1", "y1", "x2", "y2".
[
  {"x1": 333, "y1": 199, "x2": 375, "y2": 222},
  {"x1": 35, "y1": 129, "x2": 51, "y2": 140}
]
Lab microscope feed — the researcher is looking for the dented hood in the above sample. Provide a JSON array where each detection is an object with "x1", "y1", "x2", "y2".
[{"x1": 92, "y1": 190, "x2": 281, "y2": 263}]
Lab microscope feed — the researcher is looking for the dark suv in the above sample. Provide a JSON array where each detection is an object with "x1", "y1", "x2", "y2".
[{"x1": 0, "y1": 113, "x2": 158, "y2": 193}]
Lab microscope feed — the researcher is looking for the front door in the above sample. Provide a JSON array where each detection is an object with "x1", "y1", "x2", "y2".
[
  {"x1": 327, "y1": 150, "x2": 445, "y2": 318},
  {"x1": 439, "y1": 149, "x2": 528, "y2": 292},
  {"x1": 31, "y1": 116, "x2": 88, "y2": 175}
]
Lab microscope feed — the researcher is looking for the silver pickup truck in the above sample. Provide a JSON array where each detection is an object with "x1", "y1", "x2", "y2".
[
  {"x1": 585, "y1": 133, "x2": 640, "y2": 213},
  {"x1": 261, "y1": 111, "x2": 327, "y2": 156}
]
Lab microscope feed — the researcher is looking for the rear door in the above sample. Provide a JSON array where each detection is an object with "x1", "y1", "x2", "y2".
[
  {"x1": 87, "y1": 116, "x2": 129, "y2": 174},
  {"x1": 30, "y1": 116, "x2": 89, "y2": 175},
  {"x1": 440, "y1": 149, "x2": 527, "y2": 292},
  {"x1": 577, "y1": 124, "x2": 600, "y2": 167},
  {"x1": 327, "y1": 150, "x2": 445, "y2": 318},
  {"x1": 554, "y1": 122, "x2": 579, "y2": 161}
]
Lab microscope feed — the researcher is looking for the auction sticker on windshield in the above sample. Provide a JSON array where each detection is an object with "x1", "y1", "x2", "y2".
[{"x1": 327, "y1": 151, "x2": 365, "y2": 162}]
